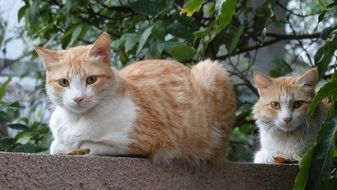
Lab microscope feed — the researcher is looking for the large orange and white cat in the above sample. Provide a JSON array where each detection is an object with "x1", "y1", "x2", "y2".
[
  {"x1": 35, "y1": 32, "x2": 236, "y2": 165},
  {"x1": 253, "y1": 69, "x2": 326, "y2": 164}
]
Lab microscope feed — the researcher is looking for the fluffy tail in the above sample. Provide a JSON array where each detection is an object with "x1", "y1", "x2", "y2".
[
  {"x1": 190, "y1": 59, "x2": 232, "y2": 94},
  {"x1": 190, "y1": 59, "x2": 236, "y2": 166}
]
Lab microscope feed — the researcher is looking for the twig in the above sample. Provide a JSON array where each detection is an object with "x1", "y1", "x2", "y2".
[
  {"x1": 217, "y1": 33, "x2": 321, "y2": 59},
  {"x1": 227, "y1": 58, "x2": 259, "y2": 96},
  {"x1": 276, "y1": 1, "x2": 322, "y2": 18}
]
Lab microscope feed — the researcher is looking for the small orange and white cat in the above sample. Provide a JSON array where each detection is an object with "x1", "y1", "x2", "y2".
[
  {"x1": 253, "y1": 69, "x2": 326, "y2": 164},
  {"x1": 35, "y1": 32, "x2": 236, "y2": 165}
]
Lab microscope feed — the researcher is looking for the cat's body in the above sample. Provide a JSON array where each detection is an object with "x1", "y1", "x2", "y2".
[
  {"x1": 253, "y1": 70, "x2": 326, "y2": 164},
  {"x1": 36, "y1": 33, "x2": 236, "y2": 165}
]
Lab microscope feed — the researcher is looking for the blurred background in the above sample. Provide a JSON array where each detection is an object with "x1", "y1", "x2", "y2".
[{"x1": 0, "y1": 0, "x2": 336, "y2": 162}]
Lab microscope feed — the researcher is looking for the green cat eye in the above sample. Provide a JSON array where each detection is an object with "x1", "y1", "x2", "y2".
[
  {"x1": 270, "y1": 101, "x2": 280, "y2": 110},
  {"x1": 86, "y1": 75, "x2": 97, "y2": 85},
  {"x1": 293, "y1": 100, "x2": 304, "y2": 109},
  {"x1": 58, "y1": 78, "x2": 69, "y2": 87}
]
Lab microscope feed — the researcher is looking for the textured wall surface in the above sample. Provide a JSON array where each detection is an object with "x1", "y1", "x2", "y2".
[{"x1": 0, "y1": 152, "x2": 298, "y2": 190}]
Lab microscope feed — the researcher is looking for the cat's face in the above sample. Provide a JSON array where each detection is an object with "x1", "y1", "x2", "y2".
[
  {"x1": 253, "y1": 69, "x2": 317, "y2": 132},
  {"x1": 35, "y1": 33, "x2": 117, "y2": 114}
]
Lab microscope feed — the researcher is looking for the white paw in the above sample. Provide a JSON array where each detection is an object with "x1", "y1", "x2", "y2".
[
  {"x1": 49, "y1": 140, "x2": 73, "y2": 155},
  {"x1": 254, "y1": 151, "x2": 274, "y2": 164}
]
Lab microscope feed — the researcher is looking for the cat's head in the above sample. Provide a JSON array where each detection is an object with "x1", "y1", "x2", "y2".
[
  {"x1": 35, "y1": 32, "x2": 118, "y2": 114},
  {"x1": 253, "y1": 69, "x2": 317, "y2": 132}
]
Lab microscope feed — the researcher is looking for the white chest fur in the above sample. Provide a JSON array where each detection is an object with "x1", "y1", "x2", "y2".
[
  {"x1": 254, "y1": 121, "x2": 320, "y2": 163},
  {"x1": 49, "y1": 96, "x2": 138, "y2": 155}
]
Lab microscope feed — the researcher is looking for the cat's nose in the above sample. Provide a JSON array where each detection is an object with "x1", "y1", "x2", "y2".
[
  {"x1": 74, "y1": 97, "x2": 84, "y2": 105},
  {"x1": 283, "y1": 117, "x2": 292, "y2": 124}
]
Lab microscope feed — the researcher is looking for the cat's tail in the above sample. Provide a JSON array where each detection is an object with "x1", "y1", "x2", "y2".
[
  {"x1": 190, "y1": 59, "x2": 232, "y2": 94},
  {"x1": 190, "y1": 59, "x2": 236, "y2": 165}
]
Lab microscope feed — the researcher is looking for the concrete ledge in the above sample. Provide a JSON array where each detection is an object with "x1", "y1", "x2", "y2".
[{"x1": 0, "y1": 152, "x2": 298, "y2": 190}]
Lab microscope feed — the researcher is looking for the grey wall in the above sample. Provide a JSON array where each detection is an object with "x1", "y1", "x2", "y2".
[{"x1": 0, "y1": 152, "x2": 298, "y2": 190}]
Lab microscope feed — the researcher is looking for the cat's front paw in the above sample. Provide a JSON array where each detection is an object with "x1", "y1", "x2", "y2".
[
  {"x1": 50, "y1": 140, "x2": 73, "y2": 155},
  {"x1": 67, "y1": 148, "x2": 91, "y2": 155},
  {"x1": 254, "y1": 151, "x2": 274, "y2": 164}
]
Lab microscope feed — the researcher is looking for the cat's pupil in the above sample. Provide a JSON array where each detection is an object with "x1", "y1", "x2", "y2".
[
  {"x1": 58, "y1": 78, "x2": 69, "y2": 87},
  {"x1": 86, "y1": 75, "x2": 97, "y2": 85}
]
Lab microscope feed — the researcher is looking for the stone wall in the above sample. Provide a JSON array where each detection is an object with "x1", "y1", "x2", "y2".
[{"x1": 0, "y1": 152, "x2": 298, "y2": 190}]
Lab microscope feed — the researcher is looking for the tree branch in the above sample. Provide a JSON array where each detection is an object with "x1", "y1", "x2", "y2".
[
  {"x1": 217, "y1": 33, "x2": 321, "y2": 59},
  {"x1": 275, "y1": 1, "x2": 323, "y2": 18}
]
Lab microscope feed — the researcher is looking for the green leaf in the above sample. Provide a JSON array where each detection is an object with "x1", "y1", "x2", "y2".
[
  {"x1": 165, "y1": 43, "x2": 195, "y2": 62},
  {"x1": 0, "y1": 77, "x2": 12, "y2": 101},
  {"x1": 320, "y1": 26, "x2": 333, "y2": 40},
  {"x1": 13, "y1": 143, "x2": 37, "y2": 153},
  {"x1": 40, "y1": 132, "x2": 52, "y2": 150},
  {"x1": 148, "y1": 38, "x2": 164, "y2": 58},
  {"x1": 166, "y1": 22, "x2": 193, "y2": 42},
  {"x1": 305, "y1": 118, "x2": 337, "y2": 189},
  {"x1": 316, "y1": 0, "x2": 328, "y2": 10},
  {"x1": 318, "y1": 11, "x2": 326, "y2": 23},
  {"x1": 129, "y1": 0, "x2": 166, "y2": 16},
  {"x1": 70, "y1": 25, "x2": 88, "y2": 46},
  {"x1": 252, "y1": 2, "x2": 274, "y2": 43},
  {"x1": 315, "y1": 36, "x2": 337, "y2": 79},
  {"x1": 0, "y1": 137, "x2": 16, "y2": 146},
  {"x1": 8, "y1": 124, "x2": 30, "y2": 131},
  {"x1": 228, "y1": 24, "x2": 244, "y2": 53},
  {"x1": 8, "y1": 101, "x2": 20, "y2": 108},
  {"x1": 61, "y1": 26, "x2": 75, "y2": 49},
  {"x1": 180, "y1": 0, "x2": 204, "y2": 17},
  {"x1": 327, "y1": 2, "x2": 337, "y2": 9},
  {"x1": 269, "y1": 58, "x2": 292, "y2": 77},
  {"x1": 307, "y1": 80, "x2": 337, "y2": 119},
  {"x1": 215, "y1": 0, "x2": 236, "y2": 34},
  {"x1": 31, "y1": 122, "x2": 47, "y2": 130},
  {"x1": 18, "y1": 5, "x2": 28, "y2": 22},
  {"x1": 314, "y1": 46, "x2": 325, "y2": 64},
  {"x1": 19, "y1": 117, "x2": 29, "y2": 125},
  {"x1": 15, "y1": 131, "x2": 32, "y2": 144},
  {"x1": 259, "y1": 27, "x2": 267, "y2": 44},
  {"x1": 0, "y1": 111, "x2": 13, "y2": 123},
  {"x1": 124, "y1": 33, "x2": 139, "y2": 52},
  {"x1": 293, "y1": 147, "x2": 315, "y2": 190},
  {"x1": 136, "y1": 25, "x2": 153, "y2": 56}
]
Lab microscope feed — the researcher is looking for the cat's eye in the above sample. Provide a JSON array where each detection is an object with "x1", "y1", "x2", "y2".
[
  {"x1": 86, "y1": 75, "x2": 97, "y2": 85},
  {"x1": 270, "y1": 101, "x2": 280, "y2": 110},
  {"x1": 293, "y1": 100, "x2": 304, "y2": 109},
  {"x1": 58, "y1": 78, "x2": 69, "y2": 87}
]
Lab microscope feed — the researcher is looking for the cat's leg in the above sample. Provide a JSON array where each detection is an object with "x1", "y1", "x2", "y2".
[
  {"x1": 210, "y1": 124, "x2": 232, "y2": 166},
  {"x1": 210, "y1": 137, "x2": 230, "y2": 166},
  {"x1": 254, "y1": 150, "x2": 274, "y2": 164},
  {"x1": 50, "y1": 139, "x2": 74, "y2": 155}
]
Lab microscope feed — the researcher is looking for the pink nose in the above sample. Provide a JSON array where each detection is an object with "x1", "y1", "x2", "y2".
[
  {"x1": 74, "y1": 97, "x2": 84, "y2": 105},
  {"x1": 283, "y1": 117, "x2": 292, "y2": 124}
]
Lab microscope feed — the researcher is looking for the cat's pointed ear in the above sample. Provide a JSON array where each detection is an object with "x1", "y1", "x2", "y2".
[
  {"x1": 297, "y1": 68, "x2": 317, "y2": 89},
  {"x1": 34, "y1": 46, "x2": 64, "y2": 71},
  {"x1": 254, "y1": 71, "x2": 273, "y2": 92},
  {"x1": 88, "y1": 32, "x2": 111, "y2": 64}
]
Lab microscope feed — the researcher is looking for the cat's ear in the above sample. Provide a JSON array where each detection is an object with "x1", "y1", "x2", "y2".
[
  {"x1": 88, "y1": 32, "x2": 111, "y2": 64},
  {"x1": 254, "y1": 71, "x2": 273, "y2": 93},
  {"x1": 297, "y1": 68, "x2": 317, "y2": 89},
  {"x1": 34, "y1": 46, "x2": 64, "y2": 71}
]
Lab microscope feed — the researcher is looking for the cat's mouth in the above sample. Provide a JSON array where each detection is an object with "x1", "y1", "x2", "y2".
[
  {"x1": 66, "y1": 103, "x2": 94, "y2": 114},
  {"x1": 275, "y1": 123, "x2": 300, "y2": 132}
]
